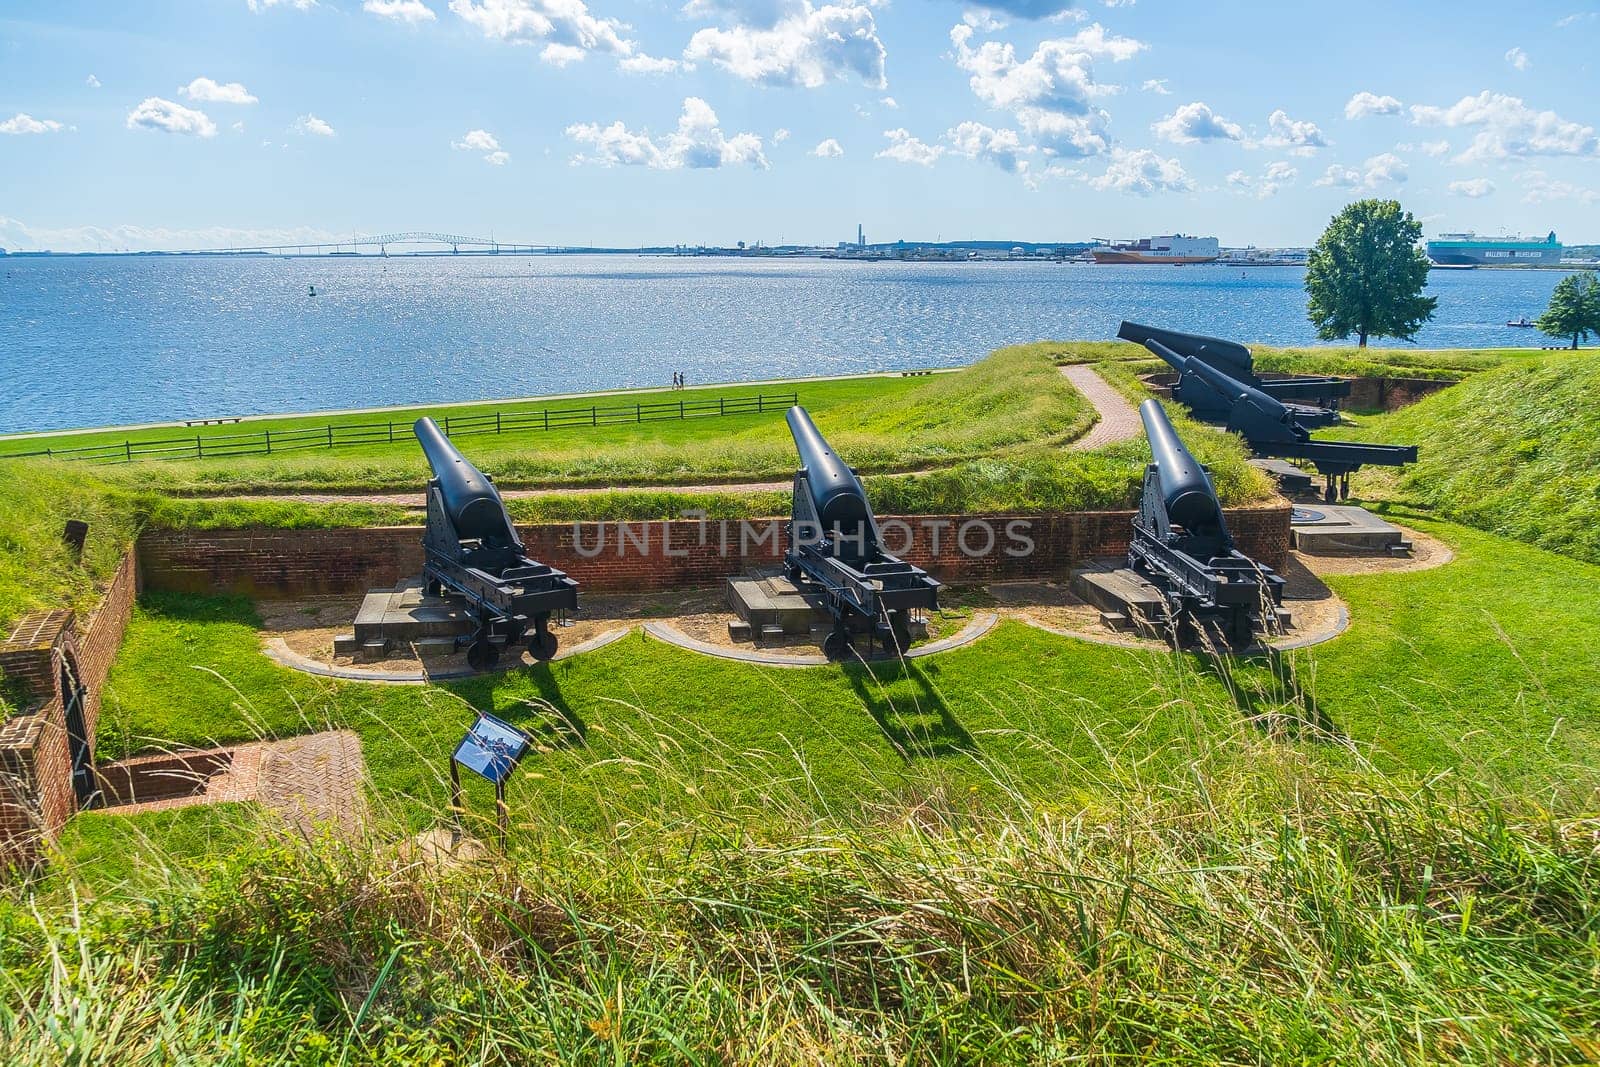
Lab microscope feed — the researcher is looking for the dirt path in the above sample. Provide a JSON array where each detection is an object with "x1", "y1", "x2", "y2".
[{"x1": 1060, "y1": 364, "x2": 1140, "y2": 450}]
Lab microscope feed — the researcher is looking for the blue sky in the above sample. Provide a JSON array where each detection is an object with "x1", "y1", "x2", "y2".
[{"x1": 1, "y1": 0, "x2": 1596, "y2": 251}]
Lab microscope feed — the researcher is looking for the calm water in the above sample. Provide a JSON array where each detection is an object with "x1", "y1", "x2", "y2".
[{"x1": 0, "y1": 255, "x2": 1570, "y2": 433}]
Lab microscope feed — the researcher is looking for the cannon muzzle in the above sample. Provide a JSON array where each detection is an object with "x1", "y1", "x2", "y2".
[
  {"x1": 415, "y1": 417, "x2": 520, "y2": 547},
  {"x1": 1117, "y1": 320, "x2": 1254, "y2": 379},
  {"x1": 1146, "y1": 341, "x2": 1304, "y2": 444},
  {"x1": 786, "y1": 406, "x2": 872, "y2": 533},
  {"x1": 1139, "y1": 400, "x2": 1226, "y2": 536}
]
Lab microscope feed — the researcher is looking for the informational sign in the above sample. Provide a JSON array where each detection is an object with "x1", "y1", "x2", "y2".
[{"x1": 452, "y1": 713, "x2": 530, "y2": 785}]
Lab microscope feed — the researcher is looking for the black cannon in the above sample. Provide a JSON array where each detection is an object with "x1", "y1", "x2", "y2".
[
  {"x1": 1117, "y1": 321, "x2": 1347, "y2": 427},
  {"x1": 1141, "y1": 339, "x2": 1417, "y2": 501},
  {"x1": 783, "y1": 406, "x2": 940, "y2": 658},
  {"x1": 1131, "y1": 399, "x2": 1285, "y2": 645},
  {"x1": 416, "y1": 417, "x2": 578, "y2": 670}
]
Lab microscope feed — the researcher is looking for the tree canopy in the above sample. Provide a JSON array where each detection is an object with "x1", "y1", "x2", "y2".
[
  {"x1": 1536, "y1": 270, "x2": 1600, "y2": 350},
  {"x1": 1305, "y1": 199, "x2": 1437, "y2": 348}
]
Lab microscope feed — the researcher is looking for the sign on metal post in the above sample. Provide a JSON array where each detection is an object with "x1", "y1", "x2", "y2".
[{"x1": 449, "y1": 712, "x2": 532, "y2": 850}]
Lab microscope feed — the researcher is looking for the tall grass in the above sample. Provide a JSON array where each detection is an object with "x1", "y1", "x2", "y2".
[{"x1": 6, "y1": 644, "x2": 1598, "y2": 1064}]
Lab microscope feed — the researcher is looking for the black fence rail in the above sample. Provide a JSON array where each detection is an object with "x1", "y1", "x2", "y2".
[{"x1": 1, "y1": 391, "x2": 799, "y2": 465}]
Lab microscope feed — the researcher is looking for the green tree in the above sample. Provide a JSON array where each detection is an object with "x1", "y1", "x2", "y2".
[
  {"x1": 1536, "y1": 270, "x2": 1600, "y2": 349},
  {"x1": 1305, "y1": 199, "x2": 1437, "y2": 347}
]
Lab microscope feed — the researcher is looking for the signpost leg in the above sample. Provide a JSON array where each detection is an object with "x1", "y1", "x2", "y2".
[
  {"x1": 495, "y1": 780, "x2": 509, "y2": 853},
  {"x1": 449, "y1": 760, "x2": 463, "y2": 839}
]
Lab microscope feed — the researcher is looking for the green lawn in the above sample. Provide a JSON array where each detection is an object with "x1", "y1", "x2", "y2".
[{"x1": 96, "y1": 517, "x2": 1600, "y2": 849}]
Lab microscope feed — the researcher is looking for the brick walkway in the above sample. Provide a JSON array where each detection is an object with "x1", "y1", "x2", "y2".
[{"x1": 1060, "y1": 364, "x2": 1141, "y2": 451}]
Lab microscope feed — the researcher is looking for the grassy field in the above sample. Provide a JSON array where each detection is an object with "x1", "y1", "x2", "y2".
[
  {"x1": 1053, "y1": 338, "x2": 1539, "y2": 379},
  {"x1": 5, "y1": 346, "x2": 1092, "y2": 496},
  {"x1": 5, "y1": 517, "x2": 1599, "y2": 1061},
  {"x1": 1337, "y1": 352, "x2": 1600, "y2": 564}
]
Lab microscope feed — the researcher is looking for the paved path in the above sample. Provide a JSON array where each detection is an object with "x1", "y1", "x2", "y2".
[{"x1": 1060, "y1": 364, "x2": 1141, "y2": 451}]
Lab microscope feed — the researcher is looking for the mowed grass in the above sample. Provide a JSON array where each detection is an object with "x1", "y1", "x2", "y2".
[
  {"x1": 1051, "y1": 338, "x2": 1537, "y2": 379},
  {"x1": 11, "y1": 345, "x2": 1094, "y2": 496}
]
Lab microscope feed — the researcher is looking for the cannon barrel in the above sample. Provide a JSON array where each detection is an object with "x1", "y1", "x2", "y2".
[
  {"x1": 786, "y1": 406, "x2": 871, "y2": 530},
  {"x1": 1139, "y1": 400, "x2": 1226, "y2": 534},
  {"x1": 414, "y1": 417, "x2": 519, "y2": 546},
  {"x1": 1118, "y1": 320, "x2": 1253, "y2": 378},
  {"x1": 1145, "y1": 340, "x2": 1302, "y2": 443}
]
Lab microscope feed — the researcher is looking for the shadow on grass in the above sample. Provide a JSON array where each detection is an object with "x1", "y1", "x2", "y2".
[
  {"x1": 455, "y1": 664, "x2": 588, "y2": 750},
  {"x1": 1192, "y1": 646, "x2": 1341, "y2": 741},
  {"x1": 136, "y1": 588, "x2": 263, "y2": 626},
  {"x1": 845, "y1": 658, "x2": 976, "y2": 761}
]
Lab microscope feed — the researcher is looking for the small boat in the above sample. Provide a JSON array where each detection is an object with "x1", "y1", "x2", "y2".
[
  {"x1": 1506, "y1": 316, "x2": 1533, "y2": 327},
  {"x1": 308, "y1": 285, "x2": 318, "y2": 297}
]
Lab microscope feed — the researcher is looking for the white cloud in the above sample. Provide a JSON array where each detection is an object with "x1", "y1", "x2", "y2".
[
  {"x1": 453, "y1": 128, "x2": 508, "y2": 163},
  {"x1": 179, "y1": 77, "x2": 258, "y2": 105},
  {"x1": 1410, "y1": 91, "x2": 1598, "y2": 162},
  {"x1": 773, "y1": 127, "x2": 790, "y2": 142},
  {"x1": 876, "y1": 128, "x2": 944, "y2": 166},
  {"x1": 246, "y1": 0, "x2": 316, "y2": 10},
  {"x1": 684, "y1": 2, "x2": 887, "y2": 89},
  {"x1": 1141, "y1": 78, "x2": 1170, "y2": 95},
  {"x1": 291, "y1": 113, "x2": 336, "y2": 137},
  {"x1": 126, "y1": 98, "x2": 217, "y2": 137},
  {"x1": 85, "y1": 74, "x2": 101, "y2": 89},
  {"x1": 1344, "y1": 91, "x2": 1402, "y2": 119},
  {"x1": 962, "y1": 9, "x2": 1006, "y2": 32},
  {"x1": 450, "y1": 0, "x2": 637, "y2": 65},
  {"x1": 1151, "y1": 101, "x2": 1242, "y2": 143},
  {"x1": 1518, "y1": 169, "x2": 1599, "y2": 204},
  {"x1": 948, "y1": 21, "x2": 1141, "y2": 158},
  {"x1": 1262, "y1": 108, "x2": 1328, "y2": 153},
  {"x1": 0, "y1": 113, "x2": 65, "y2": 135},
  {"x1": 566, "y1": 96, "x2": 768, "y2": 169},
  {"x1": 812, "y1": 137, "x2": 843, "y2": 157},
  {"x1": 1556, "y1": 11, "x2": 1596, "y2": 26},
  {"x1": 619, "y1": 53, "x2": 684, "y2": 73},
  {"x1": 945, "y1": 120, "x2": 1031, "y2": 172},
  {"x1": 1314, "y1": 152, "x2": 1407, "y2": 189},
  {"x1": 1089, "y1": 146, "x2": 1192, "y2": 195},
  {"x1": 1505, "y1": 46, "x2": 1529, "y2": 71},
  {"x1": 1448, "y1": 177, "x2": 1495, "y2": 198},
  {"x1": 365, "y1": 0, "x2": 437, "y2": 21},
  {"x1": 1226, "y1": 160, "x2": 1297, "y2": 199},
  {"x1": 1418, "y1": 139, "x2": 1450, "y2": 157},
  {"x1": 880, "y1": 95, "x2": 899, "y2": 109}
]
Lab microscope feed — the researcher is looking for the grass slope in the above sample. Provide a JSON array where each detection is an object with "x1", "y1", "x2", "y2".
[{"x1": 1347, "y1": 352, "x2": 1600, "y2": 563}]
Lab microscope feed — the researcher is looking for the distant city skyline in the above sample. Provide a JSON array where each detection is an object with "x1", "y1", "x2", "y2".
[{"x1": 1, "y1": 0, "x2": 1597, "y2": 253}]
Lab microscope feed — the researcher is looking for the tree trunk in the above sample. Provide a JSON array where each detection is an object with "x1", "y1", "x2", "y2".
[
  {"x1": 1358, "y1": 329, "x2": 1368, "y2": 348},
  {"x1": 1574, "y1": 332, "x2": 1580, "y2": 350}
]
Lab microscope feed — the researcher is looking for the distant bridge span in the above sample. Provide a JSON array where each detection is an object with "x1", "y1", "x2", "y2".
[{"x1": 178, "y1": 232, "x2": 574, "y2": 255}]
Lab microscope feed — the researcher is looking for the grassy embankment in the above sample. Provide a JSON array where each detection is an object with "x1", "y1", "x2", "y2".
[
  {"x1": 3, "y1": 518, "x2": 1597, "y2": 1061},
  {"x1": 1333, "y1": 351, "x2": 1600, "y2": 564}
]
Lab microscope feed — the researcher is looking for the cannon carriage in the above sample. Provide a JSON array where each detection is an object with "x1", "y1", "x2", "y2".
[
  {"x1": 1130, "y1": 399, "x2": 1285, "y2": 645},
  {"x1": 1133, "y1": 335, "x2": 1418, "y2": 502},
  {"x1": 415, "y1": 417, "x2": 579, "y2": 670},
  {"x1": 782, "y1": 406, "x2": 940, "y2": 658}
]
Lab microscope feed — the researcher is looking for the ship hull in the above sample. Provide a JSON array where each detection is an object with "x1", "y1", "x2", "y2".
[
  {"x1": 1090, "y1": 251, "x2": 1219, "y2": 265},
  {"x1": 1426, "y1": 246, "x2": 1563, "y2": 266}
]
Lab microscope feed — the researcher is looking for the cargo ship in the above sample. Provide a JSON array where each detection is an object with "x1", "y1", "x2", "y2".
[
  {"x1": 1090, "y1": 234, "x2": 1220, "y2": 264},
  {"x1": 1425, "y1": 231, "x2": 1563, "y2": 267}
]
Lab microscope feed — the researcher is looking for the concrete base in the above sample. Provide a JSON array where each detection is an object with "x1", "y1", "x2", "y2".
[
  {"x1": 1070, "y1": 563, "x2": 1170, "y2": 633},
  {"x1": 334, "y1": 578, "x2": 476, "y2": 661},
  {"x1": 725, "y1": 571, "x2": 928, "y2": 645},
  {"x1": 1290, "y1": 506, "x2": 1412, "y2": 557}
]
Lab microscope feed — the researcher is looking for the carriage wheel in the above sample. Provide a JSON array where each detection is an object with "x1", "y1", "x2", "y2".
[
  {"x1": 822, "y1": 629, "x2": 852, "y2": 661},
  {"x1": 527, "y1": 631, "x2": 559, "y2": 661},
  {"x1": 885, "y1": 613, "x2": 912, "y2": 656}
]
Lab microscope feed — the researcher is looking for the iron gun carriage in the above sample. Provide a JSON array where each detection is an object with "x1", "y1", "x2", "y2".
[
  {"x1": 1130, "y1": 399, "x2": 1285, "y2": 645},
  {"x1": 782, "y1": 406, "x2": 940, "y2": 658},
  {"x1": 416, "y1": 416, "x2": 578, "y2": 670}
]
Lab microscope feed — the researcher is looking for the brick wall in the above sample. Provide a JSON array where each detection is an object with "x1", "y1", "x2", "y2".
[
  {"x1": 138, "y1": 506, "x2": 1291, "y2": 598},
  {"x1": 0, "y1": 549, "x2": 138, "y2": 864},
  {"x1": 1342, "y1": 376, "x2": 1455, "y2": 412}
]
